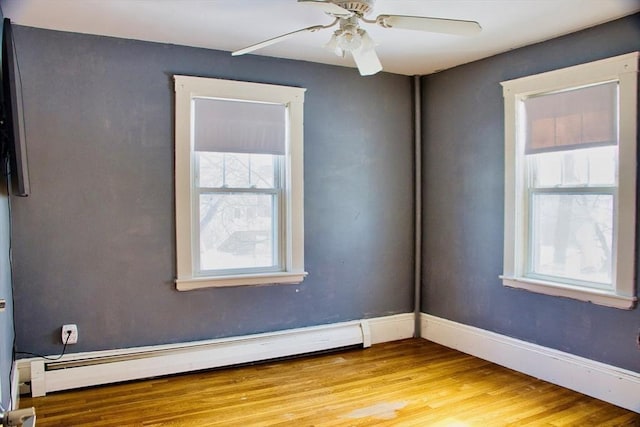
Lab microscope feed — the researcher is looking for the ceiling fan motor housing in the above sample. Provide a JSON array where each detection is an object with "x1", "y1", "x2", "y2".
[{"x1": 334, "y1": 0, "x2": 374, "y2": 16}]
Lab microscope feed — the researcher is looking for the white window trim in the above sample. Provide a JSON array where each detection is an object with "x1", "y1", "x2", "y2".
[
  {"x1": 173, "y1": 75, "x2": 307, "y2": 291},
  {"x1": 500, "y1": 52, "x2": 638, "y2": 309}
]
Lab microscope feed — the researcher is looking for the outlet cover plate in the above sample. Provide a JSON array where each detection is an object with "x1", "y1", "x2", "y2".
[{"x1": 62, "y1": 324, "x2": 78, "y2": 344}]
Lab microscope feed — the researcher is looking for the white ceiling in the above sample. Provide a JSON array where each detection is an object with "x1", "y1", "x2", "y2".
[{"x1": 1, "y1": 0, "x2": 638, "y2": 76}]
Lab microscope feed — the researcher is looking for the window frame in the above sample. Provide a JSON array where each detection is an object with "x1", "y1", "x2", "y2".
[
  {"x1": 174, "y1": 75, "x2": 307, "y2": 291},
  {"x1": 500, "y1": 52, "x2": 638, "y2": 309}
]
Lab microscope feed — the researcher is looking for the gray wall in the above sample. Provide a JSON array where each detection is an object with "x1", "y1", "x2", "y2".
[
  {"x1": 421, "y1": 13, "x2": 640, "y2": 372},
  {"x1": 10, "y1": 27, "x2": 414, "y2": 355},
  {"x1": 1, "y1": 4, "x2": 15, "y2": 408},
  {"x1": 0, "y1": 178, "x2": 13, "y2": 409}
]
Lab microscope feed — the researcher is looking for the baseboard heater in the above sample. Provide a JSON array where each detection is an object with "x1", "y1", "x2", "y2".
[{"x1": 26, "y1": 320, "x2": 370, "y2": 397}]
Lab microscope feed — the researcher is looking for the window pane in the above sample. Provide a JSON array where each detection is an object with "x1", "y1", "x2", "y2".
[
  {"x1": 531, "y1": 145, "x2": 616, "y2": 188},
  {"x1": 224, "y1": 153, "x2": 251, "y2": 188},
  {"x1": 197, "y1": 152, "x2": 224, "y2": 188},
  {"x1": 249, "y1": 154, "x2": 275, "y2": 188},
  {"x1": 531, "y1": 151, "x2": 562, "y2": 187},
  {"x1": 529, "y1": 193, "x2": 613, "y2": 285},
  {"x1": 560, "y1": 149, "x2": 589, "y2": 186},
  {"x1": 199, "y1": 193, "x2": 277, "y2": 271},
  {"x1": 586, "y1": 146, "x2": 616, "y2": 186},
  {"x1": 197, "y1": 152, "x2": 276, "y2": 189}
]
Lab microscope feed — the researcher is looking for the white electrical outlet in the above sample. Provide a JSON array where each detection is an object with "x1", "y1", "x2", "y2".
[{"x1": 62, "y1": 324, "x2": 78, "y2": 344}]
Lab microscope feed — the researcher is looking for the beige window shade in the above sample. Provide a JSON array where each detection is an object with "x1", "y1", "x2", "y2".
[
  {"x1": 194, "y1": 98, "x2": 286, "y2": 155},
  {"x1": 524, "y1": 82, "x2": 618, "y2": 154}
]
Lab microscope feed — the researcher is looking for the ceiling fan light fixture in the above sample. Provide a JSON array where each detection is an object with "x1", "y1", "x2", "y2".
[
  {"x1": 324, "y1": 33, "x2": 344, "y2": 57},
  {"x1": 357, "y1": 28, "x2": 376, "y2": 52},
  {"x1": 336, "y1": 25, "x2": 362, "y2": 51}
]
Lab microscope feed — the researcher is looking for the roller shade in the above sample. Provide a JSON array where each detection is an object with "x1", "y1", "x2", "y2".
[
  {"x1": 194, "y1": 98, "x2": 286, "y2": 155},
  {"x1": 524, "y1": 82, "x2": 618, "y2": 154}
]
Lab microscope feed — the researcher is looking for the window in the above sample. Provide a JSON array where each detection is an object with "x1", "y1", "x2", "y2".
[
  {"x1": 500, "y1": 52, "x2": 638, "y2": 309},
  {"x1": 174, "y1": 76, "x2": 307, "y2": 290}
]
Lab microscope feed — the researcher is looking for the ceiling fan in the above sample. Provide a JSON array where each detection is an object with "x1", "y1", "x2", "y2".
[{"x1": 232, "y1": 0, "x2": 482, "y2": 76}]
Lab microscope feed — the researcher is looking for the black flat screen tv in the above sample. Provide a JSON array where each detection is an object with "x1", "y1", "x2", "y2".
[{"x1": 1, "y1": 17, "x2": 30, "y2": 196}]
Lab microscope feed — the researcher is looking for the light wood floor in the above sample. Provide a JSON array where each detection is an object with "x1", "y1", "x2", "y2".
[{"x1": 20, "y1": 339, "x2": 639, "y2": 426}]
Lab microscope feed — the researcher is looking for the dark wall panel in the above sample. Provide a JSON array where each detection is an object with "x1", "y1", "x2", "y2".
[
  {"x1": 10, "y1": 26, "x2": 414, "y2": 355},
  {"x1": 421, "y1": 13, "x2": 640, "y2": 372}
]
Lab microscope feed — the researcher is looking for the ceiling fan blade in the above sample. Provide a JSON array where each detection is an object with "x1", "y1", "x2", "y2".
[
  {"x1": 351, "y1": 33, "x2": 382, "y2": 76},
  {"x1": 232, "y1": 25, "x2": 325, "y2": 56},
  {"x1": 377, "y1": 15, "x2": 481, "y2": 36},
  {"x1": 298, "y1": 0, "x2": 353, "y2": 17}
]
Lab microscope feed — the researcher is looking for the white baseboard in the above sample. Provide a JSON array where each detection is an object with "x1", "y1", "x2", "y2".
[
  {"x1": 367, "y1": 313, "x2": 415, "y2": 344},
  {"x1": 19, "y1": 312, "x2": 639, "y2": 412},
  {"x1": 19, "y1": 313, "x2": 414, "y2": 397},
  {"x1": 10, "y1": 361, "x2": 19, "y2": 410},
  {"x1": 421, "y1": 313, "x2": 640, "y2": 413}
]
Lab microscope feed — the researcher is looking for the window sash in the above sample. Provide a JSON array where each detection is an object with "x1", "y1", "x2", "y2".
[
  {"x1": 193, "y1": 153, "x2": 285, "y2": 276},
  {"x1": 194, "y1": 190, "x2": 283, "y2": 276},
  {"x1": 524, "y1": 187, "x2": 615, "y2": 289},
  {"x1": 195, "y1": 151, "x2": 282, "y2": 191},
  {"x1": 527, "y1": 146, "x2": 618, "y2": 190}
]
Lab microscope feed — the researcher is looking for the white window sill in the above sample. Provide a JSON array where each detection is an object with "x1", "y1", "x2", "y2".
[
  {"x1": 500, "y1": 276, "x2": 637, "y2": 309},
  {"x1": 176, "y1": 271, "x2": 308, "y2": 291}
]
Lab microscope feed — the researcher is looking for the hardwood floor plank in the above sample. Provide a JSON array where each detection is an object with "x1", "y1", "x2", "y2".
[{"x1": 20, "y1": 339, "x2": 639, "y2": 426}]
